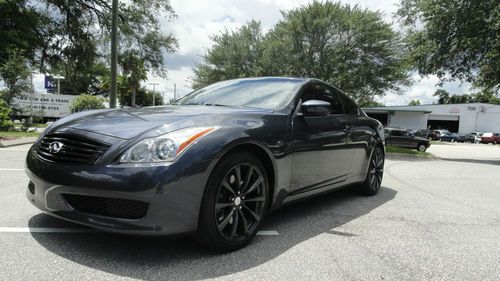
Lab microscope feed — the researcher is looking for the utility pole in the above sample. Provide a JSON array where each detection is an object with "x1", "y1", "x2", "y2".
[
  {"x1": 53, "y1": 75, "x2": 65, "y2": 95},
  {"x1": 173, "y1": 83, "x2": 176, "y2": 100},
  {"x1": 110, "y1": 0, "x2": 119, "y2": 108},
  {"x1": 149, "y1": 82, "x2": 159, "y2": 106}
]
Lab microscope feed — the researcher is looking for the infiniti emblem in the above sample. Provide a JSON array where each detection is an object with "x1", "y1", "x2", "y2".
[{"x1": 48, "y1": 141, "x2": 64, "y2": 154}]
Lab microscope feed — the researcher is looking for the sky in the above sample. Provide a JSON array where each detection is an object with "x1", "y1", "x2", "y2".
[{"x1": 31, "y1": 0, "x2": 474, "y2": 105}]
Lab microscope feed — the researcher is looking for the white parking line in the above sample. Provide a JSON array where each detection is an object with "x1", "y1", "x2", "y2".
[
  {"x1": 0, "y1": 169, "x2": 24, "y2": 171},
  {"x1": 0, "y1": 227, "x2": 279, "y2": 235},
  {"x1": 0, "y1": 227, "x2": 97, "y2": 233},
  {"x1": 256, "y1": 230, "x2": 279, "y2": 236}
]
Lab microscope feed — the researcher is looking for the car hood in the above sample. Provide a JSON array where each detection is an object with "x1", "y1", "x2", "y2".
[{"x1": 51, "y1": 105, "x2": 272, "y2": 139}]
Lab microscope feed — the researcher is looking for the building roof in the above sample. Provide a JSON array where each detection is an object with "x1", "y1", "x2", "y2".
[{"x1": 363, "y1": 107, "x2": 432, "y2": 114}]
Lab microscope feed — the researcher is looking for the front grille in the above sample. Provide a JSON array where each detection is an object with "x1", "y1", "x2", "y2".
[
  {"x1": 37, "y1": 133, "x2": 110, "y2": 165},
  {"x1": 63, "y1": 194, "x2": 149, "y2": 220}
]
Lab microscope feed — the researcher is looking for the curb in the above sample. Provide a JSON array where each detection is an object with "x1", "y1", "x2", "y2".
[
  {"x1": 386, "y1": 152, "x2": 439, "y2": 160},
  {"x1": 0, "y1": 138, "x2": 37, "y2": 148}
]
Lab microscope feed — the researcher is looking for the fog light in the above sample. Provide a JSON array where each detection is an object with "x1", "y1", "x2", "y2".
[{"x1": 28, "y1": 181, "x2": 35, "y2": 195}]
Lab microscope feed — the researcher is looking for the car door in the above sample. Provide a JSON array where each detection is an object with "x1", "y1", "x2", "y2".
[
  {"x1": 388, "y1": 130, "x2": 404, "y2": 146},
  {"x1": 399, "y1": 130, "x2": 414, "y2": 147},
  {"x1": 337, "y1": 91, "x2": 372, "y2": 180},
  {"x1": 290, "y1": 82, "x2": 351, "y2": 193}
]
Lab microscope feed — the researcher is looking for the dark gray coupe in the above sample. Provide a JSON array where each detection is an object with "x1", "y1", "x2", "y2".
[{"x1": 25, "y1": 77, "x2": 385, "y2": 251}]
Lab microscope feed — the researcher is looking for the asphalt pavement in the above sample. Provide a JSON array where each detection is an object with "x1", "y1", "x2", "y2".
[{"x1": 0, "y1": 143, "x2": 499, "y2": 281}]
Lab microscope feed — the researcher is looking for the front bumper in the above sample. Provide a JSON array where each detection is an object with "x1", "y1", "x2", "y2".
[{"x1": 25, "y1": 149, "x2": 211, "y2": 236}]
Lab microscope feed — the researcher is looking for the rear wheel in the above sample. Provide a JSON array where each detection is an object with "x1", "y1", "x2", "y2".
[
  {"x1": 196, "y1": 152, "x2": 269, "y2": 252},
  {"x1": 359, "y1": 146, "x2": 384, "y2": 196}
]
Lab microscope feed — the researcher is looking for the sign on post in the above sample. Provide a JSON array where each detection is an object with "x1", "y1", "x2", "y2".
[{"x1": 44, "y1": 76, "x2": 57, "y2": 93}]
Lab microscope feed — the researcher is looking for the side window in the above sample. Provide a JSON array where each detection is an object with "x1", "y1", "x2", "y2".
[
  {"x1": 338, "y1": 92, "x2": 359, "y2": 115},
  {"x1": 300, "y1": 83, "x2": 344, "y2": 115},
  {"x1": 390, "y1": 130, "x2": 402, "y2": 136}
]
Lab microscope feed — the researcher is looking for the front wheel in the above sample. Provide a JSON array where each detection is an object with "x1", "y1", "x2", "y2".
[
  {"x1": 417, "y1": 143, "x2": 427, "y2": 152},
  {"x1": 196, "y1": 152, "x2": 269, "y2": 252},
  {"x1": 359, "y1": 146, "x2": 384, "y2": 196}
]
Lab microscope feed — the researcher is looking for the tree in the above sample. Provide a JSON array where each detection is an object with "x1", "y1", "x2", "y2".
[
  {"x1": 408, "y1": 99, "x2": 421, "y2": 106},
  {"x1": 191, "y1": 20, "x2": 264, "y2": 89},
  {"x1": 119, "y1": 51, "x2": 148, "y2": 106},
  {"x1": 397, "y1": 0, "x2": 500, "y2": 94},
  {"x1": 70, "y1": 94, "x2": 106, "y2": 113},
  {"x1": 433, "y1": 89, "x2": 450, "y2": 104},
  {"x1": 192, "y1": 2, "x2": 411, "y2": 105},
  {"x1": 0, "y1": 49, "x2": 31, "y2": 107},
  {"x1": 0, "y1": 0, "x2": 43, "y2": 66},
  {"x1": 0, "y1": 99, "x2": 13, "y2": 131},
  {"x1": 119, "y1": 87, "x2": 164, "y2": 107},
  {"x1": 5, "y1": 0, "x2": 178, "y2": 96}
]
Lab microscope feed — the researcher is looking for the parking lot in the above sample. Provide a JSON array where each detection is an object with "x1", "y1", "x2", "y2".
[{"x1": 0, "y1": 143, "x2": 499, "y2": 281}]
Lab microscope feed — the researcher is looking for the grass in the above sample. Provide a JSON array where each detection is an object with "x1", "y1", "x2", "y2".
[
  {"x1": 0, "y1": 131, "x2": 41, "y2": 139},
  {"x1": 385, "y1": 145, "x2": 433, "y2": 157}
]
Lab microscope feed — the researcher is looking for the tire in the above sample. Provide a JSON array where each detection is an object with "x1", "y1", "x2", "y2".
[
  {"x1": 196, "y1": 151, "x2": 269, "y2": 252},
  {"x1": 417, "y1": 143, "x2": 427, "y2": 152},
  {"x1": 359, "y1": 146, "x2": 384, "y2": 196}
]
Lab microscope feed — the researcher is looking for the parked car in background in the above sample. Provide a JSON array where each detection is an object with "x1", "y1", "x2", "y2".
[
  {"x1": 455, "y1": 133, "x2": 473, "y2": 143},
  {"x1": 461, "y1": 133, "x2": 476, "y2": 143},
  {"x1": 411, "y1": 129, "x2": 439, "y2": 141},
  {"x1": 385, "y1": 128, "x2": 430, "y2": 152},
  {"x1": 440, "y1": 132, "x2": 458, "y2": 142},
  {"x1": 433, "y1": 129, "x2": 449, "y2": 140},
  {"x1": 480, "y1": 132, "x2": 500, "y2": 144},
  {"x1": 469, "y1": 132, "x2": 483, "y2": 143}
]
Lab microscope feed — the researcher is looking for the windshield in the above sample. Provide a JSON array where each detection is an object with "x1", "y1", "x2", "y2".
[{"x1": 175, "y1": 78, "x2": 304, "y2": 109}]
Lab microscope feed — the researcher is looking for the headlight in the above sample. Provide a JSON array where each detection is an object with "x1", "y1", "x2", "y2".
[{"x1": 120, "y1": 127, "x2": 218, "y2": 163}]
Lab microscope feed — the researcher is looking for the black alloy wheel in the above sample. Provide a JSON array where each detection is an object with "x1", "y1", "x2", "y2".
[
  {"x1": 215, "y1": 163, "x2": 267, "y2": 242},
  {"x1": 197, "y1": 152, "x2": 269, "y2": 252},
  {"x1": 360, "y1": 146, "x2": 384, "y2": 196}
]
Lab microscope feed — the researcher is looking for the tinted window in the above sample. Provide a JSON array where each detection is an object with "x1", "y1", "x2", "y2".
[
  {"x1": 390, "y1": 130, "x2": 402, "y2": 136},
  {"x1": 300, "y1": 83, "x2": 344, "y2": 115},
  {"x1": 338, "y1": 92, "x2": 359, "y2": 115},
  {"x1": 176, "y1": 78, "x2": 303, "y2": 109}
]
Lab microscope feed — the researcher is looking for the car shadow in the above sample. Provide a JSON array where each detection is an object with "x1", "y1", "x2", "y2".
[{"x1": 29, "y1": 186, "x2": 397, "y2": 280}]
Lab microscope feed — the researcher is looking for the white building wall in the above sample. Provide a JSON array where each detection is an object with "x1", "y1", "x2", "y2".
[
  {"x1": 418, "y1": 103, "x2": 500, "y2": 133},
  {"x1": 389, "y1": 111, "x2": 427, "y2": 130}
]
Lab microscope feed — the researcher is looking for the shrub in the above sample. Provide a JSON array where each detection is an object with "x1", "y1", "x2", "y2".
[
  {"x1": 70, "y1": 94, "x2": 106, "y2": 113},
  {"x1": 0, "y1": 99, "x2": 13, "y2": 130}
]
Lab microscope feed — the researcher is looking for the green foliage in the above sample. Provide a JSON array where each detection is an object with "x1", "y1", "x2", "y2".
[
  {"x1": 119, "y1": 88, "x2": 164, "y2": 107},
  {"x1": 0, "y1": 99, "x2": 13, "y2": 130},
  {"x1": 70, "y1": 94, "x2": 106, "y2": 113},
  {"x1": 0, "y1": 48, "x2": 31, "y2": 106},
  {"x1": 397, "y1": 0, "x2": 499, "y2": 94},
  {"x1": 433, "y1": 89, "x2": 500, "y2": 105},
  {"x1": 408, "y1": 99, "x2": 421, "y2": 106},
  {"x1": 119, "y1": 51, "x2": 148, "y2": 106},
  {"x1": 0, "y1": 0, "x2": 43, "y2": 66},
  {"x1": 1, "y1": 0, "x2": 178, "y2": 96},
  {"x1": 192, "y1": 2, "x2": 411, "y2": 105},
  {"x1": 191, "y1": 20, "x2": 264, "y2": 89}
]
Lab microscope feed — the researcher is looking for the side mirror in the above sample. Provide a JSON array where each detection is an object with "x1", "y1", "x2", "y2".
[{"x1": 301, "y1": 100, "x2": 331, "y2": 116}]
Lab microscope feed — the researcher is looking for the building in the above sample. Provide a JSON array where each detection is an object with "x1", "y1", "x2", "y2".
[{"x1": 364, "y1": 103, "x2": 500, "y2": 133}]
